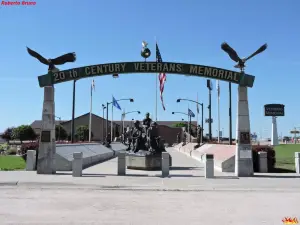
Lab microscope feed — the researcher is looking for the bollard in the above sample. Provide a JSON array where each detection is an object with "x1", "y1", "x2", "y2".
[
  {"x1": 205, "y1": 154, "x2": 214, "y2": 178},
  {"x1": 295, "y1": 152, "x2": 300, "y2": 174},
  {"x1": 258, "y1": 152, "x2": 268, "y2": 173},
  {"x1": 118, "y1": 152, "x2": 126, "y2": 176},
  {"x1": 161, "y1": 152, "x2": 170, "y2": 177},
  {"x1": 72, "y1": 152, "x2": 83, "y2": 177},
  {"x1": 26, "y1": 150, "x2": 36, "y2": 171}
]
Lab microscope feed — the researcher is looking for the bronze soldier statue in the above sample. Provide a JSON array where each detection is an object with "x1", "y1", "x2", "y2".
[
  {"x1": 148, "y1": 121, "x2": 159, "y2": 152},
  {"x1": 142, "y1": 112, "x2": 152, "y2": 133},
  {"x1": 176, "y1": 132, "x2": 181, "y2": 144},
  {"x1": 132, "y1": 120, "x2": 143, "y2": 153}
]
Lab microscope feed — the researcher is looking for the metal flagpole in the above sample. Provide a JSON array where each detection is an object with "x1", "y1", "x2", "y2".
[
  {"x1": 196, "y1": 92, "x2": 199, "y2": 127},
  {"x1": 111, "y1": 103, "x2": 113, "y2": 141},
  {"x1": 155, "y1": 37, "x2": 158, "y2": 122},
  {"x1": 217, "y1": 80, "x2": 220, "y2": 143},
  {"x1": 88, "y1": 80, "x2": 93, "y2": 142}
]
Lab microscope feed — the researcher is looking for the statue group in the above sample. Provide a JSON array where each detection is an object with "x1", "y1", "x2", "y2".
[{"x1": 122, "y1": 113, "x2": 166, "y2": 155}]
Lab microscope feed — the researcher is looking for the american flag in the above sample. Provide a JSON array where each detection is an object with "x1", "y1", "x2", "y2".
[{"x1": 156, "y1": 42, "x2": 166, "y2": 110}]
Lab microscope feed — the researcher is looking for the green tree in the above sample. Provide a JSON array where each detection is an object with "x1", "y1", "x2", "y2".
[
  {"x1": 12, "y1": 125, "x2": 37, "y2": 143},
  {"x1": 75, "y1": 125, "x2": 93, "y2": 141},
  {"x1": 55, "y1": 125, "x2": 68, "y2": 140},
  {"x1": 172, "y1": 122, "x2": 187, "y2": 128},
  {"x1": 1, "y1": 127, "x2": 14, "y2": 143}
]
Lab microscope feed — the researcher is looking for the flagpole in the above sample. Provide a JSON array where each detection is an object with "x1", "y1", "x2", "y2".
[
  {"x1": 155, "y1": 37, "x2": 158, "y2": 122},
  {"x1": 111, "y1": 103, "x2": 113, "y2": 141},
  {"x1": 217, "y1": 80, "x2": 220, "y2": 143},
  {"x1": 89, "y1": 83, "x2": 93, "y2": 142},
  {"x1": 196, "y1": 92, "x2": 199, "y2": 127}
]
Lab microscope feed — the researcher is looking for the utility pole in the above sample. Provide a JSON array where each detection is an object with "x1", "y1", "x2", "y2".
[{"x1": 207, "y1": 79, "x2": 212, "y2": 141}]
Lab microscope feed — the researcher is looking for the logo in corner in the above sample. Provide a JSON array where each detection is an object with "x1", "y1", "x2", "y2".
[{"x1": 282, "y1": 217, "x2": 298, "y2": 224}]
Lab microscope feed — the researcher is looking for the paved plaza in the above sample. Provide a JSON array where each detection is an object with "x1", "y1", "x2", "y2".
[{"x1": 0, "y1": 148, "x2": 300, "y2": 224}]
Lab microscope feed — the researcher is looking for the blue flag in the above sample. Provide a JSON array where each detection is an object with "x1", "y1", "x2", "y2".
[
  {"x1": 188, "y1": 108, "x2": 195, "y2": 118},
  {"x1": 112, "y1": 96, "x2": 121, "y2": 110}
]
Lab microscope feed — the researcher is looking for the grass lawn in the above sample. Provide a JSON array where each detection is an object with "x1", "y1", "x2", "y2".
[
  {"x1": 274, "y1": 144, "x2": 299, "y2": 172},
  {"x1": 0, "y1": 156, "x2": 26, "y2": 171}
]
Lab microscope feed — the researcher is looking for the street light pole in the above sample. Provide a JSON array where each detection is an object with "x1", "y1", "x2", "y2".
[
  {"x1": 207, "y1": 80, "x2": 212, "y2": 141},
  {"x1": 121, "y1": 111, "x2": 141, "y2": 135},
  {"x1": 105, "y1": 98, "x2": 134, "y2": 138},
  {"x1": 71, "y1": 80, "x2": 76, "y2": 143},
  {"x1": 229, "y1": 82, "x2": 232, "y2": 145},
  {"x1": 176, "y1": 98, "x2": 204, "y2": 143},
  {"x1": 102, "y1": 104, "x2": 106, "y2": 142}
]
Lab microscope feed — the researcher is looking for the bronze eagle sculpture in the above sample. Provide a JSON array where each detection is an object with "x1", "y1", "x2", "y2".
[
  {"x1": 221, "y1": 42, "x2": 267, "y2": 71},
  {"x1": 26, "y1": 47, "x2": 76, "y2": 72}
]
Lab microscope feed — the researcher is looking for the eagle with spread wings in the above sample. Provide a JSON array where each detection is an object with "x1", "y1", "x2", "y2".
[
  {"x1": 27, "y1": 47, "x2": 76, "y2": 72},
  {"x1": 221, "y1": 43, "x2": 267, "y2": 71}
]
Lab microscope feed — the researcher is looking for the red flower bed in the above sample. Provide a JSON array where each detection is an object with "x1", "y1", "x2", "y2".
[{"x1": 20, "y1": 142, "x2": 39, "y2": 161}]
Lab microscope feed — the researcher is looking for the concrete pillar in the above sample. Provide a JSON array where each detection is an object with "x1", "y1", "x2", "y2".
[
  {"x1": 235, "y1": 85, "x2": 254, "y2": 177},
  {"x1": 258, "y1": 152, "x2": 268, "y2": 173},
  {"x1": 161, "y1": 152, "x2": 170, "y2": 177},
  {"x1": 37, "y1": 86, "x2": 56, "y2": 174},
  {"x1": 26, "y1": 150, "x2": 36, "y2": 171},
  {"x1": 118, "y1": 152, "x2": 126, "y2": 176},
  {"x1": 72, "y1": 152, "x2": 83, "y2": 177},
  {"x1": 295, "y1": 152, "x2": 300, "y2": 174},
  {"x1": 271, "y1": 116, "x2": 279, "y2": 146},
  {"x1": 205, "y1": 154, "x2": 214, "y2": 178}
]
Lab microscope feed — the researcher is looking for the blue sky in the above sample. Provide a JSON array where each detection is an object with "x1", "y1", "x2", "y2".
[{"x1": 0, "y1": 0, "x2": 299, "y2": 139}]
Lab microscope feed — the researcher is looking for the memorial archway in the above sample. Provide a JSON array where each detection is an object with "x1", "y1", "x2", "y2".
[{"x1": 37, "y1": 61, "x2": 255, "y2": 176}]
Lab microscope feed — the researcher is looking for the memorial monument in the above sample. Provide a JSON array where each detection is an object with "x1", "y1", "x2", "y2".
[
  {"x1": 27, "y1": 47, "x2": 76, "y2": 174},
  {"x1": 34, "y1": 41, "x2": 259, "y2": 177},
  {"x1": 221, "y1": 42, "x2": 267, "y2": 176}
]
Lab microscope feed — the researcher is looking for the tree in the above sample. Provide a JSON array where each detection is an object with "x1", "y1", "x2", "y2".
[
  {"x1": 172, "y1": 122, "x2": 187, "y2": 128},
  {"x1": 12, "y1": 125, "x2": 37, "y2": 143},
  {"x1": 55, "y1": 125, "x2": 68, "y2": 141},
  {"x1": 1, "y1": 127, "x2": 14, "y2": 143},
  {"x1": 75, "y1": 125, "x2": 93, "y2": 141}
]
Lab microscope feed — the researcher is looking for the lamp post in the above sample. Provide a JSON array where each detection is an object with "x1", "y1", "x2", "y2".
[
  {"x1": 71, "y1": 79, "x2": 77, "y2": 143},
  {"x1": 177, "y1": 98, "x2": 204, "y2": 143},
  {"x1": 206, "y1": 80, "x2": 213, "y2": 141},
  {"x1": 172, "y1": 111, "x2": 191, "y2": 142},
  {"x1": 121, "y1": 111, "x2": 141, "y2": 134},
  {"x1": 106, "y1": 98, "x2": 134, "y2": 140},
  {"x1": 101, "y1": 104, "x2": 106, "y2": 142}
]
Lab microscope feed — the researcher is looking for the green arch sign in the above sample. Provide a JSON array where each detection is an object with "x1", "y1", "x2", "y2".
[{"x1": 37, "y1": 61, "x2": 255, "y2": 88}]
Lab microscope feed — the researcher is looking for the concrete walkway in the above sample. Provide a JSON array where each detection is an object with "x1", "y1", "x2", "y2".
[
  {"x1": 0, "y1": 148, "x2": 299, "y2": 191},
  {"x1": 1, "y1": 148, "x2": 300, "y2": 224}
]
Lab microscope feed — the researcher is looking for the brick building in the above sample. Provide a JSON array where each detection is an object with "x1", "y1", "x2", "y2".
[{"x1": 31, "y1": 113, "x2": 197, "y2": 145}]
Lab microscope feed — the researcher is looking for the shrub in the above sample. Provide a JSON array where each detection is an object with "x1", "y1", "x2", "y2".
[
  {"x1": 0, "y1": 143, "x2": 9, "y2": 151},
  {"x1": 75, "y1": 125, "x2": 93, "y2": 141},
  {"x1": 55, "y1": 125, "x2": 68, "y2": 141},
  {"x1": 6, "y1": 148, "x2": 17, "y2": 155},
  {"x1": 20, "y1": 142, "x2": 39, "y2": 161},
  {"x1": 252, "y1": 145, "x2": 276, "y2": 172}
]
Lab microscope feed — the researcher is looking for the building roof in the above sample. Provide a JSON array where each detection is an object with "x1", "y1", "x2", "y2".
[{"x1": 30, "y1": 113, "x2": 119, "y2": 129}]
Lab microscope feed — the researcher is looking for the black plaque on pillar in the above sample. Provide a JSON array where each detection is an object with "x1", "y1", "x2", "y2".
[
  {"x1": 41, "y1": 131, "x2": 51, "y2": 143},
  {"x1": 239, "y1": 132, "x2": 250, "y2": 144}
]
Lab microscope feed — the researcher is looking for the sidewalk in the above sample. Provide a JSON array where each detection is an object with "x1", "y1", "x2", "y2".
[{"x1": 0, "y1": 148, "x2": 299, "y2": 191}]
